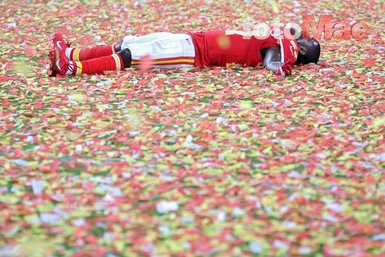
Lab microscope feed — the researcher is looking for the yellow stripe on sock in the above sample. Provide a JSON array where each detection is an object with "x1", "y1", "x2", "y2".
[
  {"x1": 112, "y1": 44, "x2": 116, "y2": 54},
  {"x1": 75, "y1": 61, "x2": 82, "y2": 75},
  {"x1": 73, "y1": 48, "x2": 81, "y2": 61},
  {"x1": 112, "y1": 54, "x2": 121, "y2": 70}
]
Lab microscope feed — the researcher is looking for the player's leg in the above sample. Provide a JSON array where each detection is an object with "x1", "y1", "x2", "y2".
[
  {"x1": 121, "y1": 32, "x2": 173, "y2": 47},
  {"x1": 63, "y1": 33, "x2": 175, "y2": 61},
  {"x1": 54, "y1": 33, "x2": 120, "y2": 61},
  {"x1": 62, "y1": 32, "x2": 178, "y2": 62},
  {"x1": 65, "y1": 44, "x2": 119, "y2": 61},
  {"x1": 64, "y1": 48, "x2": 131, "y2": 75},
  {"x1": 50, "y1": 36, "x2": 131, "y2": 76},
  {"x1": 124, "y1": 33, "x2": 195, "y2": 69},
  {"x1": 49, "y1": 32, "x2": 195, "y2": 76}
]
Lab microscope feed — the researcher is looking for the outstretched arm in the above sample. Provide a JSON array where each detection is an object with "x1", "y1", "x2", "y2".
[{"x1": 262, "y1": 47, "x2": 292, "y2": 76}]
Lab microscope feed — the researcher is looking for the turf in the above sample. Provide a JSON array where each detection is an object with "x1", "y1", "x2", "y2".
[{"x1": 0, "y1": 0, "x2": 384, "y2": 256}]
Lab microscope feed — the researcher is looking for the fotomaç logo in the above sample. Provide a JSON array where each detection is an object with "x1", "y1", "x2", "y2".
[
  {"x1": 241, "y1": 15, "x2": 369, "y2": 40},
  {"x1": 302, "y1": 15, "x2": 369, "y2": 40}
]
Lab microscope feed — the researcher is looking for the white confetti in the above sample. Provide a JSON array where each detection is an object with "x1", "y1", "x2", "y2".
[
  {"x1": 327, "y1": 203, "x2": 343, "y2": 213},
  {"x1": 288, "y1": 170, "x2": 301, "y2": 178},
  {"x1": 158, "y1": 225, "x2": 170, "y2": 235},
  {"x1": 375, "y1": 152, "x2": 385, "y2": 161},
  {"x1": 298, "y1": 246, "x2": 312, "y2": 254},
  {"x1": 129, "y1": 131, "x2": 141, "y2": 136},
  {"x1": 156, "y1": 201, "x2": 179, "y2": 213},
  {"x1": 232, "y1": 207, "x2": 244, "y2": 217},
  {"x1": 255, "y1": 199, "x2": 262, "y2": 209},
  {"x1": 273, "y1": 240, "x2": 289, "y2": 250},
  {"x1": 96, "y1": 80, "x2": 113, "y2": 87},
  {"x1": 373, "y1": 234, "x2": 385, "y2": 241},
  {"x1": 322, "y1": 213, "x2": 339, "y2": 223},
  {"x1": 12, "y1": 159, "x2": 28, "y2": 166},
  {"x1": 249, "y1": 241, "x2": 262, "y2": 253},
  {"x1": 217, "y1": 210, "x2": 226, "y2": 222},
  {"x1": 40, "y1": 213, "x2": 61, "y2": 224},
  {"x1": 216, "y1": 117, "x2": 227, "y2": 125},
  {"x1": 32, "y1": 179, "x2": 44, "y2": 195},
  {"x1": 75, "y1": 144, "x2": 83, "y2": 153}
]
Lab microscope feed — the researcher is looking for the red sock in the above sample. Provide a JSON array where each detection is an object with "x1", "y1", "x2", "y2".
[
  {"x1": 68, "y1": 54, "x2": 123, "y2": 75},
  {"x1": 66, "y1": 44, "x2": 117, "y2": 61}
]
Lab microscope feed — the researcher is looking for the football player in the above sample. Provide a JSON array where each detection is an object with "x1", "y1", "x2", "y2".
[{"x1": 49, "y1": 29, "x2": 320, "y2": 77}]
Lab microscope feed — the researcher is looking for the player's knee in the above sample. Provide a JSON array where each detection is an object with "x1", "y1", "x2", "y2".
[{"x1": 118, "y1": 48, "x2": 132, "y2": 68}]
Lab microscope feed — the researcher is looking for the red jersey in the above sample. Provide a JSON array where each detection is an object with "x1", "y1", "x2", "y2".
[{"x1": 189, "y1": 30, "x2": 279, "y2": 68}]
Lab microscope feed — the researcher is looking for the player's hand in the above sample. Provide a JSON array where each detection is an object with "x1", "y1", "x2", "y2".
[{"x1": 276, "y1": 61, "x2": 292, "y2": 76}]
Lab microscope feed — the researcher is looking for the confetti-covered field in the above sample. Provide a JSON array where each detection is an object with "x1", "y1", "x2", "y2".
[{"x1": 1, "y1": 0, "x2": 385, "y2": 256}]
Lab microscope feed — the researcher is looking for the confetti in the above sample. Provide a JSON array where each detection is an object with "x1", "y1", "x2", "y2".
[
  {"x1": 156, "y1": 201, "x2": 179, "y2": 213},
  {"x1": 1, "y1": 0, "x2": 384, "y2": 256}
]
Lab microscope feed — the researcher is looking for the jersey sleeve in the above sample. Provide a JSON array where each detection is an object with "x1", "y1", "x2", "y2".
[{"x1": 279, "y1": 38, "x2": 299, "y2": 65}]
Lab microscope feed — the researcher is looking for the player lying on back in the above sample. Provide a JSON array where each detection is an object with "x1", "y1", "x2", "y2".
[{"x1": 49, "y1": 28, "x2": 320, "y2": 77}]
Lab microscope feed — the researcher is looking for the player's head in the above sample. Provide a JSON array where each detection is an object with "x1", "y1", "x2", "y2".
[{"x1": 295, "y1": 37, "x2": 321, "y2": 65}]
